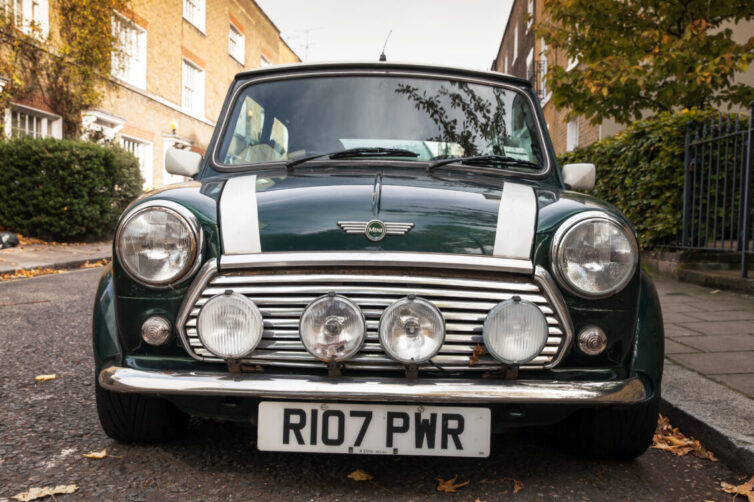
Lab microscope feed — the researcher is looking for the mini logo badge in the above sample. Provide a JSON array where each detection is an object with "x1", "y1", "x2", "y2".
[
  {"x1": 365, "y1": 219, "x2": 387, "y2": 242},
  {"x1": 338, "y1": 220, "x2": 414, "y2": 242}
]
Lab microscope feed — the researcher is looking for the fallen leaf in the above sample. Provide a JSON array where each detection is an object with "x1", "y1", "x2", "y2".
[
  {"x1": 710, "y1": 289, "x2": 721, "y2": 294},
  {"x1": 469, "y1": 344, "x2": 485, "y2": 366},
  {"x1": 347, "y1": 469, "x2": 373, "y2": 481},
  {"x1": 513, "y1": 479, "x2": 524, "y2": 493},
  {"x1": 721, "y1": 477, "x2": 754, "y2": 502},
  {"x1": 12, "y1": 484, "x2": 78, "y2": 501},
  {"x1": 81, "y1": 259, "x2": 111, "y2": 269},
  {"x1": 651, "y1": 414, "x2": 717, "y2": 461},
  {"x1": 436, "y1": 475, "x2": 470, "y2": 493},
  {"x1": 82, "y1": 448, "x2": 107, "y2": 459},
  {"x1": 34, "y1": 374, "x2": 56, "y2": 382},
  {"x1": 0, "y1": 267, "x2": 64, "y2": 281}
]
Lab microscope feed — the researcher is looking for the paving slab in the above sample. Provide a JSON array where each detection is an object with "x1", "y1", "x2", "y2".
[
  {"x1": 675, "y1": 320, "x2": 754, "y2": 335},
  {"x1": 664, "y1": 338, "x2": 700, "y2": 354},
  {"x1": 0, "y1": 242, "x2": 110, "y2": 274},
  {"x1": 684, "y1": 310, "x2": 754, "y2": 321},
  {"x1": 670, "y1": 351, "x2": 754, "y2": 375},
  {"x1": 712, "y1": 374, "x2": 754, "y2": 398},
  {"x1": 678, "y1": 334, "x2": 754, "y2": 352},
  {"x1": 664, "y1": 323, "x2": 706, "y2": 337}
]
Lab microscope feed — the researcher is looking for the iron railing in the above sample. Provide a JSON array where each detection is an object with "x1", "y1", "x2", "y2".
[{"x1": 681, "y1": 103, "x2": 754, "y2": 277}]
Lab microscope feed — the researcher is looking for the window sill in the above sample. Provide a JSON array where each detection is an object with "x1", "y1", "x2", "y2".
[
  {"x1": 183, "y1": 16, "x2": 206, "y2": 36},
  {"x1": 230, "y1": 54, "x2": 245, "y2": 66}
]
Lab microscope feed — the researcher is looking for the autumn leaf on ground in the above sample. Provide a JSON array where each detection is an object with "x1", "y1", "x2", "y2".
[
  {"x1": 721, "y1": 477, "x2": 754, "y2": 502},
  {"x1": 12, "y1": 484, "x2": 78, "y2": 501},
  {"x1": 347, "y1": 469, "x2": 373, "y2": 481},
  {"x1": 81, "y1": 259, "x2": 111, "y2": 269},
  {"x1": 512, "y1": 479, "x2": 524, "y2": 493},
  {"x1": 436, "y1": 475, "x2": 470, "y2": 493},
  {"x1": 469, "y1": 344, "x2": 485, "y2": 366},
  {"x1": 0, "y1": 267, "x2": 63, "y2": 281},
  {"x1": 34, "y1": 374, "x2": 56, "y2": 382},
  {"x1": 651, "y1": 414, "x2": 717, "y2": 461},
  {"x1": 82, "y1": 448, "x2": 107, "y2": 459}
]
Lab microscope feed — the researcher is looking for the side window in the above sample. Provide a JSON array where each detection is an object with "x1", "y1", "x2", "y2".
[{"x1": 269, "y1": 118, "x2": 289, "y2": 158}]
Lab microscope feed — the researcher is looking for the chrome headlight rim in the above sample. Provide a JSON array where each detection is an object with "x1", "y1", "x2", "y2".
[
  {"x1": 482, "y1": 298, "x2": 549, "y2": 365},
  {"x1": 299, "y1": 294, "x2": 367, "y2": 362},
  {"x1": 378, "y1": 296, "x2": 446, "y2": 364},
  {"x1": 115, "y1": 200, "x2": 203, "y2": 288},
  {"x1": 550, "y1": 211, "x2": 639, "y2": 299}
]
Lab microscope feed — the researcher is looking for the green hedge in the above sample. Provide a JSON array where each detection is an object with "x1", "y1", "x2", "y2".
[
  {"x1": 559, "y1": 109, "x2": 748, "y2": 249},
  {"x1": 0, "y1": 137, "x2": 143, "y2": 241}
]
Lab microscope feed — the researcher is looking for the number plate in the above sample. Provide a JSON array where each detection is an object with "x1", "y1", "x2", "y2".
[{"x1": 257, "y1": 402, "x2": 490, "y2": 457}]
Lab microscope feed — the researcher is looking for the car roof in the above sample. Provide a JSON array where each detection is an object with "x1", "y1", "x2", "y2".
[{"x1": 233, "y1": 61, "x2": 533, "y2": 88}]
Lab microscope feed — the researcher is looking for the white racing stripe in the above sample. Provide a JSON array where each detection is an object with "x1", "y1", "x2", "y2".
[
  {"x1": 492, "y1": 182, "x2": 537, "y2": 260},
  {"x1": 220, "y1": 175, "x2": 261, "y2": 254}
]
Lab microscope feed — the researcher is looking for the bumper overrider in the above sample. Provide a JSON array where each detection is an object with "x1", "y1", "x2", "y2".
[{"x1": 99, "y1": 366, "x2": 648, "y2": 404}]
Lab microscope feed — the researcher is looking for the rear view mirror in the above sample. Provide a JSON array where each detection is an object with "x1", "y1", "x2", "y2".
[
  {"x1": 562, "y1": 163, "x2": 596, "y2": 191},
  {"x1": 165, "y1": 147, "x2": 202, "y2": 178}
]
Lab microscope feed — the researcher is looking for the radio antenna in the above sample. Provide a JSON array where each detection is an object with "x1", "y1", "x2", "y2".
[{"x1": 379, "y1": 30, "x2": 392, "y2": 61}]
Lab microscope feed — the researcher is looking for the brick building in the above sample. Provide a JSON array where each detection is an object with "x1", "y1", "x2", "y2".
[
  {"x1": 490, "y1": 0, "x2": 622, "y2": 155},
  {"x1": 2, "y1": 0, "x2": 299, "y2": 187},
  {"x1": 492, "y1": 0, "x2": 754, "y2": 156}
]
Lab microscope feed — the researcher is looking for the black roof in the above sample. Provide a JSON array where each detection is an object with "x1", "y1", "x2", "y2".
[{"x1": 233, "y1": 61, "x2": 533, "y2": 88}]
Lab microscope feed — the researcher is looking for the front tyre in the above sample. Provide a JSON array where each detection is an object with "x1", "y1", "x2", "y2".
[
  {"x1": 95, "y1": 374, "x2": 189, "y2": 443},
  {"x1": 557, "y1": 395, "x2": 659, "y2": 460}
]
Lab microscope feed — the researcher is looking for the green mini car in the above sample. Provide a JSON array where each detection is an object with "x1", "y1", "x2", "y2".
[{"x1": 93, "y1": 62, "x2": 663, "y2": 460}]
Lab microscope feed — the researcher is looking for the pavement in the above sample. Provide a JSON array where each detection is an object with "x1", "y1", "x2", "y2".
[
  {"x1": 653, "y1": 276, "x2": 754, "y2": 474},
  {"x1": 0, "y1": 241, "x2": 111, "y2": 274},
  {"x1": 0, "y1": 268, "x2": 747, "y2": 501}
]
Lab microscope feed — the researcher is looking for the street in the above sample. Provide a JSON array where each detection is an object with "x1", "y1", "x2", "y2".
[{"x1": 0, "y1": 268, "x2": 746, "y2": 501}]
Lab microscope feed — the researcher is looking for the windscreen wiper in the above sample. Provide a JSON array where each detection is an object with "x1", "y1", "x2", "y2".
[
  {"x1": 428, "y1": 154, "x2": 540, "y2": 172},
  {"x1": 286, "y1": 147, "x2": 419, "y2": 169}
]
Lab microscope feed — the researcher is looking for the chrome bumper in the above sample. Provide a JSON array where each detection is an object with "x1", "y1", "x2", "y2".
[{"x1": 99, "y1": 366, "x2": 648, "y2": 404}]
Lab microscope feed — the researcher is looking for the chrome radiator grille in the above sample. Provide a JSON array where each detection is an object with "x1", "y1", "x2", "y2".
[{"x1": 180, "y1": 267, "x2": 571, "y2": 371}]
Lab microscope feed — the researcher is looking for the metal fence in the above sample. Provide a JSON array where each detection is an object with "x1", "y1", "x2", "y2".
[{"x1": 681, "y1": 103, "x2": 754, "y2": 277}]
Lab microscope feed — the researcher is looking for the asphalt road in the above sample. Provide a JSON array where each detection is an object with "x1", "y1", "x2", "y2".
[{"x1": 0, "y1": 268, "x2": 748, "y2": 501}]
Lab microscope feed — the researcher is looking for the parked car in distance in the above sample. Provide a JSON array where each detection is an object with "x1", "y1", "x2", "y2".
[{"x1": 93, "y1": 62, "x2": 663, "y2": 460}]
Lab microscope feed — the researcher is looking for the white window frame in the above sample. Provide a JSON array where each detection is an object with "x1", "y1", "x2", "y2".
[
  {"x1": 182, "y1": 59, "x2": 205, "y2": 117},
  {"x1": 566, "y1": 55, "x2": 579, "y2": 72},
  {"x1": 527, "y1": 0, "x2": 534, "y2": 30},
  {"x1": 229, "y1": 23, "x2": 245, "y2": 65},
  {"x1": 540, "y1": 37, "x2": 551, "y2": 104},
  {"x1": 260, "y1": 54, "x2": 271, "y2": 67},
  {"x1": 513, "y1": 23, "x2": 519, "y2": 62},
  {"x1": 120, "y1": 135, "x2": 153, "y2": 189},
  {"x1": 526, "y1": 47, "x2": 534, "y2": 80},
  {"x1": 111, "y1": 13, "x2": 147, "y2": 89},
  {"x1": 183, "y1": 0, "x2": 205, "y2": 33},
  {"x1": 504, "y1": 54, "x2": 509, "y2": 74},
  {"x1": 6, "y1": 104, "x2": 62, "y2": 139},
  {"x1": 8, "y1": 0, "x2": 49, "y2": 37},
  {"x1": 566, "y1": 118, "x2": 579, "y2": 152}
]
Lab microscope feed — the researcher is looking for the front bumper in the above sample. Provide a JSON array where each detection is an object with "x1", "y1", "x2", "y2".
[{"x1": 99, "y1": 366, "x2": 648, "y2": 404}]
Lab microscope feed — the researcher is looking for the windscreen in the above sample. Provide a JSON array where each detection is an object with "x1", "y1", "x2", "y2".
[{"x1": 217, "y1": 75, "x2": 544, "y2": 168}]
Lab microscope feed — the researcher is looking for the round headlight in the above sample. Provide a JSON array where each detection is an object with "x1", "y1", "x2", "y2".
[
  {"x1": 379, "y1": 297, "x2": 445, "y2": 364},
  {"x1": 197, "y1": 292, "x2": 263, "y2": 359},
  {"x1": 300, "y1": 294, "x2": 366, "y2": 361},
  {"x1": 552, "y1": 213, "x2": 638, "y2": 297},
  {"x1": 483, "y1": 298, "x2": 548, "y2": 365},
  {"x1": 116, "y1": 202, "x2": 200, "y2": 287}
]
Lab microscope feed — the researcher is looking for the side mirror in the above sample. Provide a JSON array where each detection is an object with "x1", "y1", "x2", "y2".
[
  {"x1": 562, "y1": 163, "x2": 596, "y2": 191},
  {"x1": 165, "y1": 147, "x2": 202, "y2": 178}
]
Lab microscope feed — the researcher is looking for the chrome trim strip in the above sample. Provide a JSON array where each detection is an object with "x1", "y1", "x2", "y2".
[
  {"x1": 534, "y1": 266, "x2": 575, "y2": 368},
  {"x1": 550, "y1": 211, "x2": 639, "y2": 299},
  {"x1": 176, "y1": 259, "x2": 218, "y2": 362},
  {"x1": 220, "y1": 175, "x2": 261, "y2": 254},
  {"x1": 219, "y1": 252, "x2": 534, "y2": 274},
  {"x1": 210, "y1": 68, "x2": 553, "y2": 180},
  {"x1": 99, "y1": 366, "x2": 647, "y2": 404},
  {"x1": 114, "y1": 200, "x2": 204, "y2": 289},
  {"x1": 493, "y1": 182, "x2": 537, "y2": 259}
]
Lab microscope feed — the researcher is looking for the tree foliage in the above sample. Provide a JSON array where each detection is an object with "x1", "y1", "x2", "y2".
[
  {"x1": 0, "y1": 0, "x2": 131, "y2": 137},
  {"x1": 536, "y1": 0, "x2": 754, "y2": 124}
]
